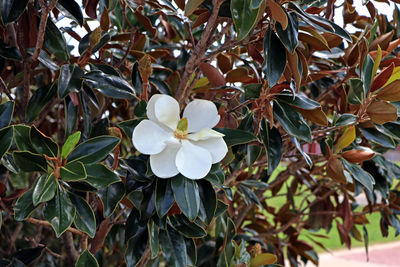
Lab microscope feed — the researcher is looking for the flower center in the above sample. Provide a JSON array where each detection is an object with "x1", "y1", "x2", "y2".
[{"x1": 174, "y1": 117, "x2": 188, "y2": 140}]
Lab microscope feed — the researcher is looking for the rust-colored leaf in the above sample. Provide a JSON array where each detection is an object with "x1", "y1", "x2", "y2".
[
  {"x1": 85, "y1": 0, "x2": 99, "y2": 18},
  {"x1": 268, "y1": 0, "x2": 288, "y2": 30},
  {"x1": 326, "y1": 156, "x2": 347, "y2": 184},
  {"x1": 296, "y1": 107, "x2": 328, "y2": 126},
  {"x1": 100, "y1": 6, "x2": 110, "y2": 32},
  {"x1": 366, "y1": 100, "x2": 398, "y2": 124},
  {"x1": 298, "y1": 32, "x2": 330, "y2": 51},
  {"x1": 225, "y1": 67, "x2": 252, "y2": 83},
  {"x1": 248, "y1": 43, "x2": 264, "y2": 65},
  {"x1": 341, "y1": 149, "x2": 375, "y2": 163},
  {"x1": 138, "y1": 54, "x2": 153, "y2": 81},
  {"x1": 217, "y1": 53, "x2": 232, "y2": 74},
  {"x1": 286, "y1": 50, "x2": 301, "y2": 89},
  {"x1": 370, "y1": 30, "x2": 394, "y2": 51},
  {"x1": 89, "y1": 27, "x2": 102, "y2": 48},
  {"x1": 387, "y1": 38, "x2": 400, "y2": 53},
  {"x1": 135, "y1": 6, "x2": 157, "y2": 37},
  {"x1": 192, "y1": 10, "x2": 210, "y2": 29},
  {"x1": 175, "y1": 0, "x2": 185, "y2": 10},
  {"x1": 199, "y1": 62, "x2": 226, "y2": 87},
  {"x1": 376, "y1": 80, "x2": 400, "y2": 101},
  {"x1": 370, "y1": 63, "x2": 395, "y2": 92}
]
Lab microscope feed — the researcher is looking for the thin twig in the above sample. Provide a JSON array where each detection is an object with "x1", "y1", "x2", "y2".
[
  {"x1": 175, "y1": 0, "x2": 225, "y2": 105},
  {"x1": 25, "y1": 217, "x2": 85, "y2": 236}
]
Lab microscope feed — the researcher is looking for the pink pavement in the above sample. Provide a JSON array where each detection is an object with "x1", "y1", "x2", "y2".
[{"x1": 305, "y1": 241, "x2": 400, "y2": 267}]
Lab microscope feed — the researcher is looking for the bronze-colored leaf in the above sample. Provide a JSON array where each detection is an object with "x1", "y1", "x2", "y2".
[
  {"x1": 295, "y1": 107, "x2": 328, "y2": 126},
  {"x1": 268, "y1": 0, "x2": 288, "y2": 30},
  {"x1": 192, "y1": 10, "x2": 210, "y2": 29},
  {"x1": 199, "y1": 62, "x2": 226, "y2": 87},
  {"x1": 217, "y1": 53, "x2": 232, "y2": 74},
  {"x1": 100, "y1": 6, "x2": 110, "y2": 32},
  {"x1": 326, "y1": 156, "x2": 347, "y2": 184},
  {"x1": 370, "y1": 30, "x2": 394, "y2": 51},
  {"x1": 366, "y1": 100, "x2": 398, "y2": 124},
  {"x1": 370, "y1": 63, "x2": 395, "y2": 92},
  {"x1": 225, "y1": 67, "x2": 253, "y2": 83},
  {"x1": 341, "y1": 149, "x2": 375, "y2": 164}
]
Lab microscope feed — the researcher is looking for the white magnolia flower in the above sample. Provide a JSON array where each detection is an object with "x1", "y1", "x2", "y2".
[{"x1": 132, "y1": 94, "x2": 228, "y2": 179}]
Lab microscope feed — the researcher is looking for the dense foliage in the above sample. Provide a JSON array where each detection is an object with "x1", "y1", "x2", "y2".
[{"x1": 1, "y1": 0, "x2": 400, "y2": 266}]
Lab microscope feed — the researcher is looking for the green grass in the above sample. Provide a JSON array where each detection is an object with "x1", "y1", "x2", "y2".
[{"x1": 262, "y1": 165, "x2": 399, "y2": 252}]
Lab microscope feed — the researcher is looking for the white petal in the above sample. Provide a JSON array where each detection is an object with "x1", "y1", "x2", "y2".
[
  {"x1": 146, "y1": 94, "x2": 163, "y2": 122},
  {"x1": 146, "y1": 94, "x2": 180, "y2": 130},
  {"x1": 187, "y1": 128, "x2": 224, "y2": 141},
  {"x1": 150, "y1": 143, "x2": 180, "y2": 178},
  {"x1": 192, "y1": 137, "x2": 228, "y2": 163},
  {"x1": 132, "y1": 120, "x2": 171, "y2": 155},
  {"x1": 183, "y1": 99, "x2": 220, "y2": 133},
  {"x1": 176, "y1": 140, "x2": 212, "y2": 179}
]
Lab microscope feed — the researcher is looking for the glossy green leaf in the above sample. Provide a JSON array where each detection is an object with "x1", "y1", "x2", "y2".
[
  {"x1": 171, "y1": 175, "x2": 200, "y2": 221},
  {"x1": 335, "y1": 114, "x2": 357, "y2": 126},
  {"x1": 65, "y1": 97, "x2": 78, "y2": 138},
  {"x1": 67, "y1": 136, "x2": 119, "y2": 164},
  {"x1": 84, "y1": 163, "x2": 120, "y2": 188},
  {"x1": 263, "y1": 27, "x2": 286, "y2": 86},
  {"x1": 0, "y1": 126, "x2": 13, "y2": 159},
  {"x1": 13, "y1": 125, "x2": 34, "y2": 152},
  {"x1": 273, "y1": 101, "x2": 311, "y2": 143},
  {"x1": 0, "y1": 101, "x2": 14, "y2": 128},
  {"x1": 244, "y1": 83, "x2": 262, "y2": 100},
  {"x1": 159, "y1": 225, "x2": 188, "y2": 267},
  {"x1": 250, "y1": 0, "x2": 263, "y2": 9},
  {"x1": 125, "y1": 228, "x2": 148, "y2": 267},
  {"x1": 13, "y1": 151, "x2": 47, "y2": 172},
  {"x1": 231, "y1": 0, "x2": 261, "y2": 41},
  {"x1": 276, "y1": 11, "x2": 299, "y2": 53},
  {"x1": 32, "y1": 173, "x2": 56, "y2": 206},
  {"x1": 205, "y1": 164, "x2": 225, "y2": 185},
  {"x1": 215, "y1": 200, "x2": 229, "y2": 217},
  {"x1": 0, "y1": 0, "x2": 29, "y2": 24},
  {"x1": 30, "y1": 126, "x2": 58, "y2": 158},
  {"x1": 60, "y1": 161, "x2": 87, "y2": 181},
  {"x1": 83, "y1": 70, "x2": 135, "y2": 99},
  {"x1": 217, "y1": 218, "x2": 236, "y2": 267},
  {"x1": 215, "y1": 128, "x2": 257, "y2": 146},
  {"x1": 44, "y1": 184, "x2": 76, "y2": 237},
  {"x1": 11, "y1": 246, "x2": 45, "y2": 265},
  {"x1": 26, "y1": 83, "x2": 57, "y2": 123},
  {"x1": 58, "y1": 0, "x2": 83, "y2": 26},
  {"x1": 292, "y1": 137, "x2": 312, "y2": 167},
  {"x1": 247, "y1": 144, "x2": 261, "y2": 167},
  {"x1": 125, "y1": 209, "x2": 145, "y2": 242},
  {"x1": 78, "y1": 32, "x2": 110, "y2": 55},
  {"x1": 148, "y1": 220, "x2": 159, "y2": 259},
  {"x1": 155, "y1": 178, "x2": 174, "y2": 217},
  {"x1": 277, "y1": 92, "x2": 320, "y2": 110},
  {"x1": 14, "y1": 189, "x2": 37, "y2": 221},
  {"x1": 361, "y1": 128, "x2": 396, "y2": 148},
  {"x1": 98, "y1": 182, "x2": 125, "y2": 217},
  {"x1": 342, "y1": 160, "x2": 375, "y2": 193},
  {"x1": 169, "y1": 214, "x2": 207, "y2": 238},
  {"x1": 260, "y1": 119, "x2": 283, "y2": 175},
  {"x1": 118, "y1": 119, "x2": 141, "y2": 139},
  {"x1": 361, "y1": 55, "x2": 374, "y2": 95},
  {"x1": 69, "y1": 193, "x2": 96, "y2": 238},
  {"x1": 44, "y1": 18, "x2": 69, "y2": 61},
  {"x1": 62, "y1": 131, "x2": 81, "y2": 159},
  {"x1": 0, "y1": 42, "x2": 22, "y2": 61},
  {"x1": 58, "y1": 64, "x2": 84, "y2": 98},
  {"x1": 198, "y1": 179, "x2": 217, "y2": 224},
  {"x1": 29, "y1": 49, "x2": 58, "y2": 70},
  {"x1": 75, "y1": 250, "x2": 99, "y2": 267}
]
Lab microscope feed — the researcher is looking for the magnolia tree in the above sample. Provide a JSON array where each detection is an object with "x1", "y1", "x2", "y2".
[{"x1": 1, "y1": 0, "x2": 400, "y2": 266}]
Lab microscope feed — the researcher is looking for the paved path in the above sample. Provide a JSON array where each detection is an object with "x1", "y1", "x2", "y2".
[{"x1": 306, "y1": 241, "x2": 400, "y2": 267}]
